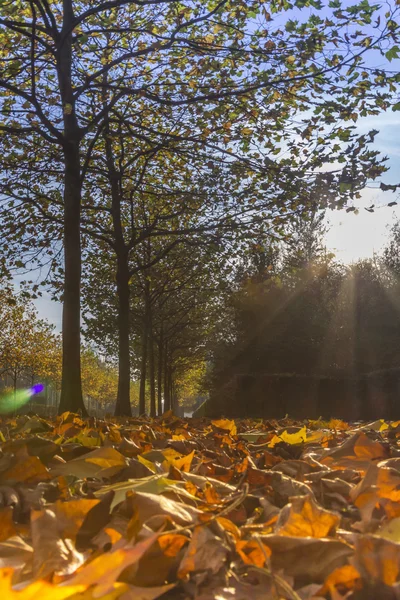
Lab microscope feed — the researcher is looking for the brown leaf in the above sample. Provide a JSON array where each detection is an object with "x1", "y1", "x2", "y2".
[
  {"x1": 178, "y1": 525, "x2": 228, "y2": 579},
  {"x1": 259, "y1": 535, "x2": 353, "y2": 582},
  {"x1": 75, "y1": 490, "x2": 115, "y2": 551},
  {"x1": 31, "y1": 508, "x2": 84, "y2": 578},
  {"x1": 352, "y1": 534, "x2": 400, "y2": 586},
  {"x1": 128, "y1": 491, "x2": 201, "y2": 527},
  {"x1": 52, "y1": 498, "x2": 100, "y2": 540},
  {"x1": 0, "y1": 456, "x2": 50, "y2": 484},
  {"x1": 0, "y1": 507, "x2": 16, "y2": 541}
]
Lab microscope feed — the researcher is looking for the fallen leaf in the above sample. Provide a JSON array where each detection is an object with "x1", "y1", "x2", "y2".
[
  {"x1": 275, "y1": 494, "x2": 340, "y2": 538},
  {"x1": 352, "y1": 534, "x2": 400, "y2": 586},
  {"x1": 68, "y1": 535, "x2": 158, "y2": 597},
  {"x1": 259, "y1": 535, "x2": 353, "y2": 582},
  {"x1": 56, "y1": 447, "x2": 128, "y2": 479},
  {"x1": 0, "y1": 568, "x2": 85, "y2": 599},
  {"x1": 31, "y1": 509, "x2": 84, "y2": 578},
  {"x1": 211, "y1": 419, "x2": 237, "y2": 436},
  {"x1": 0, "y1": 508, "x2": 16, "y2": 541},
  {"x1": 318, "y1": 565, "x2": 361, "y2": 597},
  {"x1": 178, "y1": 525, "x2": 228, "y2": 578}
]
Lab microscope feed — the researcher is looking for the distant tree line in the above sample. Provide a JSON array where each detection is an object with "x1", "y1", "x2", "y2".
[{"x1": 206, "y1": 215, "x2": 400, "y2": 394}]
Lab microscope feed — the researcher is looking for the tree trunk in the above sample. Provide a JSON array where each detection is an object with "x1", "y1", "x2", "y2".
[
  {"x1": 58, "y1": 142, "x2": 86, "y2": 415},
  {"x1": 148, "y1": 312, "x2": 156, "y2": 417},
  {"x1": 57, "y1": 0, "x2": 86, "y2": 416},
  {"x1": 163, "y1": 344, "x2": 171, "y2": 412},
  {"x1": 139, "y1": 322, "x2": 148, "y2": 415},
  {"x1": 103, "y1": 100, "x2": 132, "y2": 418},
  {"x1": 171, "y1": 376, "x2": 178, "y2": 415},
  {"x1": 114, "y1": 253, "x2": 132, "y2": 416},
  {"x1": 157, "y1": 327, "x2": 163, "y2": 415}
]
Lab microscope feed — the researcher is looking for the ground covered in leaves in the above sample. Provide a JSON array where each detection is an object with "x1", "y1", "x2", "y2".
[{"x1": 2, "y1": 414, "x2": 400, "y2": 599}]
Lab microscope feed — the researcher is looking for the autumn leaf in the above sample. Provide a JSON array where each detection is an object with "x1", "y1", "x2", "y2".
[
  {"x1": 352, "y1": 535, "x2": 400, "y2": 586},
  {"x1": 56, "y1": 447, "x2": 128, "y2": 479},
  {"x1": 67, "y1": 535, "x2": 159, "y2": 597},
  {"x1": 268, "y1": 426, "x2": 307, "y2": 447},
  {"x1": 275, "y1": 494, "x2": 340, "y2": 538},
  {"x1": 158, "y1": 533, "x2": 188, "y2": 557},
  {"x1": 0, "y1": 568, "x2": 85, "y2": 599},
  {"x1": 211, "y1": 419, "x2": 237, "y2": 436},
  {"x1": 31, "y1": 509, "x2": 84, "y2": 578},
  {"x1": 0, "y1": 508, "x2": 16, "y2": 542},
  {"x1": 178, "y1": 525, "x2": 228, "y2": 579},
  {"x1": 236, "y1": 539, "x2": 271, "y2": 567},
  {"x1": 318, "y1": 565, "x2": 361, "y2": 597}
]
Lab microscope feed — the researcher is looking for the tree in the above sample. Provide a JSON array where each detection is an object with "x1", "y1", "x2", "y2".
[{"x1": 0, "y1": 287, "x2": 60, "y2": 404}]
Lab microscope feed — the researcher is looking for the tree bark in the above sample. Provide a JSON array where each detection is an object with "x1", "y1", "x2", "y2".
[
  {"x1": 58, "y1": 141, "x2": 86, "y2": 415},
  {"x1": 163, "y1": 343, "x2": 171, "y2": 412},
  {"x1": 103, "y1": 101, "x2": 132, "y2": 417},
  {"x1": 114, "y1": 253, "x2": 132, "y2": 416},
  {"x1": 171, "y1": 376, "x2": 178, "y2": 415},
  {"x1": 148, "y1": 310, "x2": 156, "y2": 417},
  {"x1": 157, "y1": 327, "x2": 163, "y2": 415},
  {"x1": 57, "y1": 0, "x2": 86, "y2": 415},
  {"x1": 139, "y1": 321, "x2": 148, "y2": 415}
]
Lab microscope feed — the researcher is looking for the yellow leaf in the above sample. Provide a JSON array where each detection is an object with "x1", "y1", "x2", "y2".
[
  {"x1": 211, "y1": 419, "x2": 237, "y2": 436},
  {"x1": 162, "y1": 449, "x2": 194, "y2": 473},
  {"x1": 60, "y1": 447, "x2": 127, "y2": 479},
  {"x1": 269, "y1": 426, "x2": 307, "y2": 447},
  {"x1": 137, "y1": 454, "x2": 157, "y2": 473},
  {"x1": 275, "y1": 494, "x2": 340, "y2": 538},
  {"x1": 0, "y1": 568, "x2": 85, "y2": 599},
  {"x1": 68, "y1": 536, "x2": 158, "y2": 597}
]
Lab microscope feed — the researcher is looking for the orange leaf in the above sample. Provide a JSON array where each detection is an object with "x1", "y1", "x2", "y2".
[
  {"x1": 53, "y1": 499, "x2": 100, "y2": 540},
  {"x1": 0, "y1": 508, "x2": 16, "y2": 542},
  {"x1": 236, "y1": 539, "x2": 271, "y2": 567},
  {"x1": 158, "y1": 534, "x2": 188, "y2": 557},
  {"x1": 275, "y1": 494, "x2": 340, "y2": 538},
  {"x1": 318, "y1": 565, "x2": 361, "y2": 596}
]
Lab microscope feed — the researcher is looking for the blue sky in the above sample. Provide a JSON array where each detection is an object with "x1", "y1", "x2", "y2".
[{"x1": 325, "y1": 110, "x2": 400, "y2": 262}]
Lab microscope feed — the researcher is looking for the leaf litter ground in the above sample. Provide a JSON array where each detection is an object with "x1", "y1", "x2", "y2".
[{"x1": 1, "y1": 413, "x2": 400, "y2": 599}]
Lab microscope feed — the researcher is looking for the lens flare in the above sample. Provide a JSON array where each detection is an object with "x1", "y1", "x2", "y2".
[
  {"x1": 0, "y1": 383, "x2": 44, "y2": 414},
  {"x1": 31, "y1": 383, "x2": 44, "y2": 395}
]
